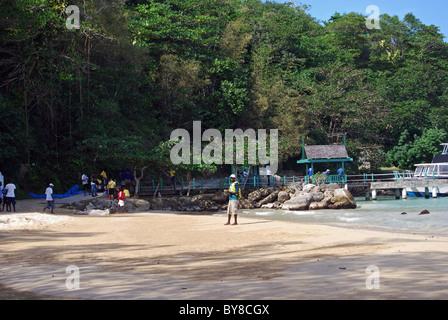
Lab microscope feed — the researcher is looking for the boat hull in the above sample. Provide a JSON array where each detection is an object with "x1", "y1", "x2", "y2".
[{"x1": 406, "y1": 186, "x2": 448, "y2": 197}]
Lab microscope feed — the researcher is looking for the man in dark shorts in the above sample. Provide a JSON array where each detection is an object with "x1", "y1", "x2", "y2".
[
  {"x1": 81, "y1": 172, "x2": 90, "y2": 196},
  {"x1": 107, "y1": 178, "x2": 116, "y2": 200},
  {"x1": 4, "y1": 182, "x2": 17, "y2": 212}
]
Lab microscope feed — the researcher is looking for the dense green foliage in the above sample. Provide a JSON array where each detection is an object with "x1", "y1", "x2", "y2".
[{"x1": 1, "y1": 0, "x2": 448, "y2": 194}]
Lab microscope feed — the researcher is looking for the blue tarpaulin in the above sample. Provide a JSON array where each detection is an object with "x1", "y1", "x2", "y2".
[{"x1": 29, "y1": 185, "x2": 84, "y2": 199}]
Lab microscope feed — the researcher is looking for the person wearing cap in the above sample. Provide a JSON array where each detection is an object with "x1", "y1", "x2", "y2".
[
  {"x1": 43, "y1": 183, "x2": 55, "y2": 214},
  {"x1": 225, "y1": 174, "x2": 241, "y2": 225}
]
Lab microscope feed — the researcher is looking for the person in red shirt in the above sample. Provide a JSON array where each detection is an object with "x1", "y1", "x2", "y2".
[{"x1": 117, "y1": 187, "x2": 127, "y2": 214}]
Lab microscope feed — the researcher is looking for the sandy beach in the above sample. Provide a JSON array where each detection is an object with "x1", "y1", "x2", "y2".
[{"x1": 0, "y1": 195, "x2": 448, "y2": 300}]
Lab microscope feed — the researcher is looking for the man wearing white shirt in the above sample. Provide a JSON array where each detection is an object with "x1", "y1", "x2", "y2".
[
  {"x1": 266, "y1": 165, "x2": 272, "y2": 186},
  {"x1": 4, "y1": 182, "x2": 16, "y2": 212},
  {"x1": 43, "y1": 183, "x2": 55, "y2": 214},
  {"x1": 81, "y1": 172, "x2": 90, "y2": 196}
]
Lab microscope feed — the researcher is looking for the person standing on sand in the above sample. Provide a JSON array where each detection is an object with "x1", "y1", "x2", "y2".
[
  {"x1": 43, "y1": 183, "x2": 55, "y2": 214},
  {"x1": 4, "y1": 182, "x2": 17, "y2": 212},
  {"x1": 100, "y1": 170, "x2": 108, "y2": 192},
  {"x1": 117, "y1": 187, "x2": 127, "y2": 214},
  {"x1": 81, "y1": 172, "x2": 90, "y2": 196},
  {"x1": 91, "y1": 173, "x2": 98, "y2": 197},
  {"x1": 107, "y1": 178, "x2": 116, "y2": 200},
  {"x1": 225, "y1": 174, "x2": 241, "y2": 225}
]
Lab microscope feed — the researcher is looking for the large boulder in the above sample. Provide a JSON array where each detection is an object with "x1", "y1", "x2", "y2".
[
  {"x1": 238, "y1": 198, "x2": 256, "y2": 209},
  {"x1": 261, "y1": 201, "x2": 282, "y2": 209},
  {"x1": 328, "y1": 188, "x2": 357, "y2": 209},
  {"x1": 257, "y1": 190, "x2": 280, "y2": 206},
  {"x1": 287, "y1": 182, "x2": 303, "y2": 193},
  {"x1": 309, "y1": 196, "x2": 332, "y2": 210},
  {"x1": 131, "y1": 199, "x2": 151, "y2": 211},
  {"x1": 281, "y1": 193, "x2": 313, "y2": 210},
  {"x1": 248, "y1": 187, "x2": 276, "y2": 202},
  {"x1": 280, "y1": 186, "x2": 356, "y2": 211},
  {"x1": 302, "y1": 184, "x2": 317, "y2": 193},
  {"x1": 277, "y1": 191, "x2": 290, "y2": 203}
]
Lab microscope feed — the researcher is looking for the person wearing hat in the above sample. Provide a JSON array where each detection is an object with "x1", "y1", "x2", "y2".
[
  {"x1": 43, "y1": 183, "x2": 55, "y2": 214},
  {"x1": 225, "y1": 174, "x2": 241, "y2": 225}
]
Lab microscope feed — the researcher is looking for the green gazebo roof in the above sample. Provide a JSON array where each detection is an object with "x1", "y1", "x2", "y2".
[{"x1": 297, "y1": 137, "x2": 353, "y2": 168}]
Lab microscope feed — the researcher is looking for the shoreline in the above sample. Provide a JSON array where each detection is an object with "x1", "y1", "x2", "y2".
[{"x1": 0, "y1": 205, "x2": 448, "y2": 299}]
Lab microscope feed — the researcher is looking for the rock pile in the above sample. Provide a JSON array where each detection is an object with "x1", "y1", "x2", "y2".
[
  {"x1": 279, "y1": 183, "x2": 357, "y2": 210},
  {"x1": 61, "y1": 197, "x2": 151, "y2": 215},
  {"x1": 61, "y1": 182, "x2": 357, "y2": 214}
]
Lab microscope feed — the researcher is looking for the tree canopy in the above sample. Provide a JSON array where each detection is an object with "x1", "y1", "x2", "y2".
[{"x1": 1, "y1": 0, "x2": 448, "y2": 194}]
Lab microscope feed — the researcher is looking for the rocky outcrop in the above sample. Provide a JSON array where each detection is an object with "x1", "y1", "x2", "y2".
[
  {"x1": 61, "y1": 197, "x2": 151, "y2": 214},
  {"x1": 146, "y1": 183, "x2": 356, "y2": 212},
  {"x1": 61, "y1": 182, "x2": 356, "y2": 214},
  {"x1": 280, "y1": 183, "x2": 356, "y2": 210}
]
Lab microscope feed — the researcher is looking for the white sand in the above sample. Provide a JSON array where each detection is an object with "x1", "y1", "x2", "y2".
[
  {"x1": 0, "y1": 212, "x2": 72, "y2": 230},
  {"x1": 0, "y1": 198, "x2": 447, "y2": 300}
]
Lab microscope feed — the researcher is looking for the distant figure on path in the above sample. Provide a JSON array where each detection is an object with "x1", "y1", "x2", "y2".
[
  {"x1": 4, "y1": 182, "x2": 17, "y2": 212},
  {"x1": 266, "y1": 165, "x2": 272, "y2": 186},
  {"x1": 225, "y1": 174, "x2": 241, "y2": 226},
  {"x1": 43, "y1": 183, "x2": 55, "y2": 214},
  {"x1": 91, "y1": 174, "x2": 98, "y2": 197},
  {"x1": 170, "y1": 169, "x2": 176, "y2": 190},
  {"x1": 123, "y1": 187, "x2": 130, "y2": 198},
  {"x1": 81, "y1": 172, "x2": 90, "y2": 196},
  {"x1": 107, "y1": 178, "x2": 116, "y2": 200},
  {"x1": 100, "y1": 170, "x2": 108, "y2": 192},
  {"x1": 337, "y1": 167, "x2": 344, "y2": 176}
]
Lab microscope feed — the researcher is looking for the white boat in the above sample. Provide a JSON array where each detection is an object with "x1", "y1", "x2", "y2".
[{"x1": 406, "y1": 143, "x2": 448, "y2": 197}]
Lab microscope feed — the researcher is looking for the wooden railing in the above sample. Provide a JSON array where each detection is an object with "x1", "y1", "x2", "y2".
[{"x1": 138, "y1": 172, "x2": 422, "y2": 194}]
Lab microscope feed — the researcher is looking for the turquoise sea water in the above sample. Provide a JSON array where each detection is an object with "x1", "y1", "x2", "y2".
[{"x1": 236, "y1": 196, "x2": 448, "y2": 235}]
